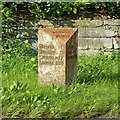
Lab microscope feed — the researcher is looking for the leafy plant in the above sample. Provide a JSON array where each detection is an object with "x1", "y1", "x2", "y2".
[
  {"x1": 77, "y1": 52, "x2": 118, "y2": 84},
  {"x1": 1, "y1": 2, "x2": 119, "y2": 118},
  {"x1": 2, "y1": 48, "x2": 118, "y2": 118}
]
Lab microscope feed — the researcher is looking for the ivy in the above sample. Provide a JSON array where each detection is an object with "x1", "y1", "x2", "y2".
[
  {"x1": 2, "y1": 2, "x2": 120, "y2": 54},
  {"x1": 2, "y1": 2, "x2": 120, "y2": 21}
]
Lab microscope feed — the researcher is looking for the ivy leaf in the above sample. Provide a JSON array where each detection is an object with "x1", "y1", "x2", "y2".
[
  {"x1": 67, "y1": 7, "x2": 72, "y2": 15},
  {"x1": 56, "y1": 10, "x2": 60, "y2": 15},
  {"x1": 73, "y1": 7, "x2": 77, "y2": 14}
]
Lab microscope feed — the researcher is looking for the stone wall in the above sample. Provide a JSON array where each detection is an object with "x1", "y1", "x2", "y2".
[{"x1": 14, "y1": 19, "x2": 120, "y2": 55}]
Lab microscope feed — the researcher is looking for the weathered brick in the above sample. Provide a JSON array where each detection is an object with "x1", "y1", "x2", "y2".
[
  {"x1": 78, "y1": 26, "x2": 118, "y2": 37},
  {"x1": 112, "y1": 37, "x2": 120, "y2": 49},
  {"x1": 78, "y1": 38, "x2": 112, "y2": 49},
  {"x1": 74, "y1": 20, "x2": 103, "y2": 27},
  {"x1": 104, "y1": 19, "x2": 120, "y2": 26}
]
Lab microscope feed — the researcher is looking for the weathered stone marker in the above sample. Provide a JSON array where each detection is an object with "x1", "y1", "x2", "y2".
[{"x1": 38, "y1": 28, "x2": 78, "y2": 85}]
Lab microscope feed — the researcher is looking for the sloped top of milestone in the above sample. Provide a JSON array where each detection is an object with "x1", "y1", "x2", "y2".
[{"x1": 38, "y1": 28, "x2": 78, "y2": 43}]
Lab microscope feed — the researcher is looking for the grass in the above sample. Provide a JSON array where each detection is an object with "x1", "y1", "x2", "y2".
[{"x1": 1, "y1": 48, "x2": 119, "y2": 118}]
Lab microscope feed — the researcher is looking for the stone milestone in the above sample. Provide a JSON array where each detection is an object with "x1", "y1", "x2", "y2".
[{"x1": 38, "y1": 28, "x2": 78, "y2": 85}]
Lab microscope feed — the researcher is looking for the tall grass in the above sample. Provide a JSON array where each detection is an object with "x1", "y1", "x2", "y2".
[{"x1": 2, "y1": 47, "x2": 118, "y2": 118}]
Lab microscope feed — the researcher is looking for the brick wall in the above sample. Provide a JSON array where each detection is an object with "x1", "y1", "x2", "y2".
[{"x1": 14, "y1": 19, "x2": 120, "y2": 55}]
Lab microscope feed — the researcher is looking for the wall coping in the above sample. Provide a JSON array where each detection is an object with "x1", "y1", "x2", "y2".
[{"x1": 35, "y1": 19, "x2": 120, "y2": 27}]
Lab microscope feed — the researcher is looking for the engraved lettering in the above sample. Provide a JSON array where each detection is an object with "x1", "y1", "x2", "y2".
[{"x1": 39, "y1": 44, "x2": 64, "y2": 65}]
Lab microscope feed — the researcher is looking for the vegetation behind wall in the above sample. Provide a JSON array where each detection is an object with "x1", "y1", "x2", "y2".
[{"x1": 2, "y1": 2, "x2": 120, "y2": 55}]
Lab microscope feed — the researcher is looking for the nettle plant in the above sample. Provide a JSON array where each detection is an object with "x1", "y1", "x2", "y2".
[
  {"x1": 2, "y1": 3, "x2": 18, "y2": 55},
  {"x1": 2, "y1": 3, "x2": 32, "y2": 56},
  {"x1": 2, "y1": 3, "x2": 38, "y2": 75}
]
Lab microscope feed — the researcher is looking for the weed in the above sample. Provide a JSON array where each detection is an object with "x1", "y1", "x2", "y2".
[{"x1": 2, "y1": 42, "x2": 118, "y2": 118}]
